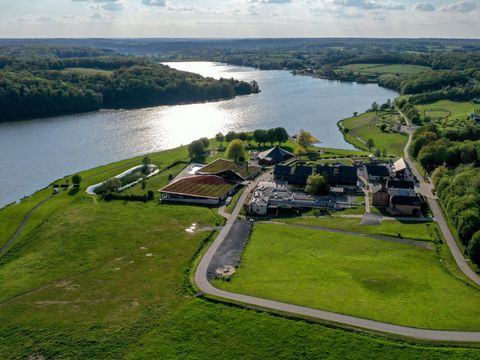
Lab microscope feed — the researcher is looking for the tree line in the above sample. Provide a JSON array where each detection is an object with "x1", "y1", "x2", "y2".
[
  {"x1": 411, "y1": 123, "x2": 480, "y2": 266},
  {"x1": 0, "y1": 55, "x2": 259, "y2": 122}
]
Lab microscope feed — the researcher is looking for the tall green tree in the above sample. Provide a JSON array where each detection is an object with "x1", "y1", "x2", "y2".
[
  {"x1": 226, "y1": 139, "x2": 246, "y2": 163},
  {"x1": 188, "y1": 140, "x2": 205, "y2": 160},
  {"x1": 305, "y1": 174, "x2": 329, "y2": 196}
]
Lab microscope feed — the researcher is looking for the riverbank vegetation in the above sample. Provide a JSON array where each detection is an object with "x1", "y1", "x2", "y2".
[
  {"x1": 0, "y1": 47, "x2": 259, "y2": 122},
  {"x1": 3, "y1": 142, "x2": 479, "y2": 358}
]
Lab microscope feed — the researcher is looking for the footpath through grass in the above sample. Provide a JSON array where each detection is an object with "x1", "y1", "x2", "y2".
[
  {"x1": 1, "y1": 143, "x2": 480, "y2": 358},
  {"x1": 216, "y1": 223, "x2": 480, "y2": 330},
  {"x1": 280, "y1": 216, "x2": 435, "y2": 241}
]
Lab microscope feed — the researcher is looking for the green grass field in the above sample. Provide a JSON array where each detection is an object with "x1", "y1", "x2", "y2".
[
  {"x1": 339, "y1": 112, "x2": 408, "y2": 156},
  {"x1": 280, "y1": 216, "x2": 435, "y2": 241},
  {"x1": 415, "y1": 100, "x2": 477, "y2": 128},
  {"x1": 217, "y1": 223, "x2": 480, "y2": 330},
  {"x1": 2, "y1": 141, "x2": 480, "y2": 357},
  {"x1": 338, "y1": 63, "x2": 431, "y2": 76}
]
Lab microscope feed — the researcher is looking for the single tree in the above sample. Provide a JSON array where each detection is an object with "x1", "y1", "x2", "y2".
[
  {"x1": 215, "y1": 132, "x2": 225, "y2": 147},
  {"x1": 468, "y1": 231, "x2": 480, "y2": 266},
  {"x1": 200, "y1": 137, "x2": 210, "y2": 148},
  {"x1": 226, "y1": 139, "x2": 246, "y2": 163},
  {"x1": 246, "y1": 134, "x2": 254, "y2": 147},
  {"x1": 305, "y1": 174, "x2": 329, "y2": 196},
  {"x1": 267, "y1": 128, "x2": 276, "y2": 146},
  {"x1": 72, "y1": 174, "x2": 82, "y2": 187},
  {"x1": 353, "y1": 111, "x2": 358, "y2": 117},
  {"x1": 297, "y1": 129, "x2": 318, "y2": 152},
  {"x1": 371, "y1": 101, "x2": 379, "y2": 112},
  {"x1": 273, "y1": 127, "x2": 289, "y2": 145},
  {"x1": 238, "y1": 132, "x2": 248, "y2": 141},
  {"x1": 188, "y1": 140, "x2": 205, "y2": 160},
  {"x1": 142, "y1": 155, "x2": 151, "y2": 174},
  {"x1": 253, "y1": 129, "x2": 268, "y2": 147},
  {"x1": 366, "y1": 138, "x2": 375, "y2": 151},
  {"x1": 225, "y1": 131, "x2": 238, "y2": 142}
]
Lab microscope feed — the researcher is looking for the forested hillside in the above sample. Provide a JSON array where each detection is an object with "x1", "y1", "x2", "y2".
[
  {"x1": 411, "y1": 124, "x2": 480, "y2": 266},
  {"x1": 0, "y1": 47, "x2": 259, "y2": 122}
]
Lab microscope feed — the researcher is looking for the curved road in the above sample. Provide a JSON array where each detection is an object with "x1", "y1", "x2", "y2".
[
  {"x1": 195, "y1": 122, "x2": 480, "y2": 342},
  {"x1": 399, "y1": 110, "x2": 480, "y2": 287}
]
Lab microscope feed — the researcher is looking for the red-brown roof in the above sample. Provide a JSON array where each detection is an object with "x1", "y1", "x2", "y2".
[{"x1": 159, "y1": 175, "x2": 234, "y2": 199}]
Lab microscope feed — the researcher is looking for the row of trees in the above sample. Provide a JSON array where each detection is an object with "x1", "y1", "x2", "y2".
[
  {"x1": 215, "y1": 127, "x2": 289, "y2": 148},
  {"x1": 411, "y1": 123, "x2": 480, "y2": 265}
]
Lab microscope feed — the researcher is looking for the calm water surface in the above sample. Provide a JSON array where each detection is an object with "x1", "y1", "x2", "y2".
[{"x1": 0, "y1": 62, "x2": 397, "y2": 207}]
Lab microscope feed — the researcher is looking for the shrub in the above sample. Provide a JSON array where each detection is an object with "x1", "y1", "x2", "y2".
[
  {"x1": 467, "y1": 231, "x2": 480, "y2": 266},
  {"x1": 72, "y1": 174, "x2": 82, "y2": 186}
]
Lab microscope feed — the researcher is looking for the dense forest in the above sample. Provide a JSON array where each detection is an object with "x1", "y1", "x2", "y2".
[
  {"x1": 410, "y1": 123, "x2": 480, "y2": 265},
  {"x1": 0, "y1": 47, "x2": 259, "y2": 122}
]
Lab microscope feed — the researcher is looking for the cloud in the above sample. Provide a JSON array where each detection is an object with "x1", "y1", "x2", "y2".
[
  {"x1": 248, "y1": 0, "x2": 293, "y2": 3},
  {"x1": 414, "y1": 3, "x2": 435, "y2": 11},
  {"x1": 142, "y1": 0, "x2": 166, "y2": 6},
  {"x1": 440, "y1": 1, "x2": 477, "y2": 13},
  {"x1": 71, "y1": 0, "x2": 126, "y2": 11},
  {"x1": 89, "y1": 12, "x2": 103, "y2": 19},
  {"x1": 328, "y1": 0, "x2": 405, "y2": 11}
]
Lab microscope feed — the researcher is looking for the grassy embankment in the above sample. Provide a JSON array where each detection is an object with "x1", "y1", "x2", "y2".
[
  {"x1": 4, "y1": 141, "x2": 479, "y2": 357},
  {"x1": 338, "y1": 111, "x2": 408, "y2": 157},
  {"x1": 216, "y1": 222, "x2": 480, "y2": 330},
  {"x1": 338, "y1": 63, "x2": 431, "y2": 81}
]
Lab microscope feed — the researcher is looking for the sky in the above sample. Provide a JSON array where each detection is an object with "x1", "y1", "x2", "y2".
[{"x1": 0, "y1": 0, "x2": 479, "y2": 38}]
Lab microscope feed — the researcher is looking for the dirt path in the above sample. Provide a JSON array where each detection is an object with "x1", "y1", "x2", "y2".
[
  {"x1": 0, "y1": 195, "x2": 52, "y2": 256},
  {"x1": 263, "y1": 221, "x2": 433, "y2": 249}
]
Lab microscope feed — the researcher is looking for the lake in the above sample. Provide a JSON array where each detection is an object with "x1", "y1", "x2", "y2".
[{"x1": 0, "y1": 62, "x2": 397, "y2": 208}]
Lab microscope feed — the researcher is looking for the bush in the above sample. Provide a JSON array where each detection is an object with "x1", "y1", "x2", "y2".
[
  {"x1": 72, "y1": 174, "x2": 82, "y2": 186},
  {"x1": 102, "y1": 192, "x2": 152, "y2": 202},
  {"x1": 467, "y1": 231, "x2": 480, "y2": 266},
  {"x1": 457, "y1": 209, "x2": 480, "y2": 244},
  {"x1": 147, "y1": 190, "x2": 155, "y2": 201}
]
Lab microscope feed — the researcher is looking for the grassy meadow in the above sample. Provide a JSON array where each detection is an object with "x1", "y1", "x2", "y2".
[
  {"x1": 339, "y1": 111, "x2": 408, "y2": 156},
  {"x1": 1, "y1": 140, "x2": 480, "y2": 358},
  {"x1": 338, "y1": 63, "x2": 431, "y2": 77},
  {"x1": 415, "y1": 100, "x2": 477, "y2": 128},
  {"x1": 216, "y1": 223, "x2": 480, "y2": 330}
]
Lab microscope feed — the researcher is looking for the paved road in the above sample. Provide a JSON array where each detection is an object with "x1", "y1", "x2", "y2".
[
  {"x1": 399, "y1": 111, "x2": 480, "y2": 287},
  {"x1": 195, "y1": 166, "x2": 480, "y2": 342}
]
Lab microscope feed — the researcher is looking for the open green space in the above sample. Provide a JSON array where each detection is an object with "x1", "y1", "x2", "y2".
[
  {"x1": 279, "y1": 216, "x2": 435, "y2": 241},
  {"x1": 415, "y1": 100, "x2": 477, "y2": 128},
  {"x1": 1, "y1": 141, "x2": 480, "y2": 357},
  {"x1": 217, "y1": 223, "x2": 480, "y2": 330},
  {"x1": 338, "y1": 63, "x2": 431, "y2": 76},
  {"x1": 339, "y1": 111, "x2": 408, "y2": 156},
  {"x1": 225, "y1": 187, "x2": 245, "y2": 214},
  {"x1": 62, "y1": 67, "x2": 113, "y2": 77}
]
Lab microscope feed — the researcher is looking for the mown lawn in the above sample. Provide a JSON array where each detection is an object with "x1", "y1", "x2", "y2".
[
  {"x1": 280, "y1": 216, "x2": 435, "y2": 241},
  {"x1": 339, "y1": 112, "x2": 408, "y2": 156},
  {"x1": 2, "y1": 143, "x2": 480, "y2": 358},
  {"x1": 339, "y1": 63, "x2": 431, "y2": 76},
  {"x1": 225, "y1": 187, "x2": 245, "y2": 214},
  {"x1": 415, "y1": 100, "x2": 477, "y2": 128},
  {"x1": 216, "y1": 223, "x2": 480, "y2": 330}
]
